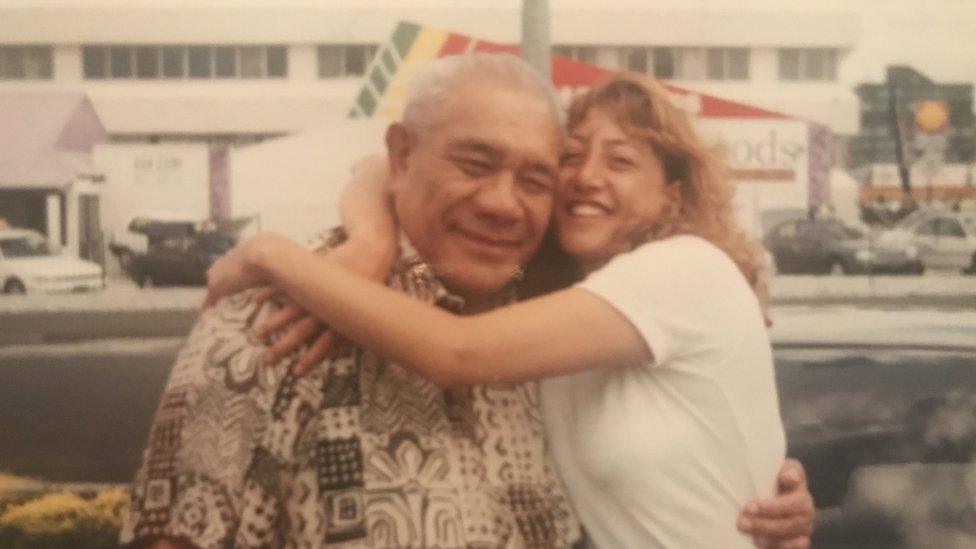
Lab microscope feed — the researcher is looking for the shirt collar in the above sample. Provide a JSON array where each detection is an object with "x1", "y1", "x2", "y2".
[{"x1": 394, "y1": 232, "x2": 516, "y2": 313}]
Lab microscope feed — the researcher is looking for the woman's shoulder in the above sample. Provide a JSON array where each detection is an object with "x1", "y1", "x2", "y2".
[{"x1": 628, "y1": 234, "x2": 734, "y2": 270}]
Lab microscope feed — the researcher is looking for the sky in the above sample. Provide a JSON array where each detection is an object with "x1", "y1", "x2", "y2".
[
  {"x1": 4, "y1": 0, "x2": 976, "y2": 86},
  {"x1": 836, "y1": 0, "x2": 976, "y2": 85}
]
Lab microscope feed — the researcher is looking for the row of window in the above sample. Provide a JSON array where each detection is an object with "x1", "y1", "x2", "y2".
[
  {"x1": 0, "y1": 46, "x2": 53, "y2": 80},
  {"x1": 554, "y1": 45, "x2": 839, "y2": 82},
  {"x1": 0, "y1": 44, "x2": 379, "y2": 81},
  {"x1": 554, "y1": 46, "x2": 750, "y2": 80},
  {"x1": 317, "y1": 45, "x2": 379, "y2": 78},
  {"x1": 778, "y1": 49, "x2": 838, "y2": 81},
  {"x1": 1, "y1": 44, "x2": 840, "y2": 82},
  {"x1": 83, "y1": 44, "x2": 382, "y2": 80},
  {"x1": 82, "y1": 45, "x2": 289, "y2": 80}
]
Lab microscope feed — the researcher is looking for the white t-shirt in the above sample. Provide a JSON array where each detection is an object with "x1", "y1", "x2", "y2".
[{"x1": 540, "y1": 235, "x2": 786, "y2": 549}]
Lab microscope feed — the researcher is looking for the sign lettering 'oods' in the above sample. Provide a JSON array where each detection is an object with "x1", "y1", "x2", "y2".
[{"x1": 697, "y1": 119, "x2": 809, "y2": 185}]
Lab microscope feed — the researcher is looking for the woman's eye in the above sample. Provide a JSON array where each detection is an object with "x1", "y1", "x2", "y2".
[{"x1": 608, "y1": 156, "x2": 635, "y2": 169}]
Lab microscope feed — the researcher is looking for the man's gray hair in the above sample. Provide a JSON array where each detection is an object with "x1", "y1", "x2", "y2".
[{"x1": 401, "y1": 52, "x2": 564, "y2": 136}]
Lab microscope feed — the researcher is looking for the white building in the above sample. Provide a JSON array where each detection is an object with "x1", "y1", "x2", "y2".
[
  {"x1": 0, "y1": 1, "x2": 860, "y2": 142},
  {"x1": 0, "y1": 1, "x2": 861, "y2": 261}
]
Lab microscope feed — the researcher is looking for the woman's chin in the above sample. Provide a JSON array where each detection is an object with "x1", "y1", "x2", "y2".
[{"x1": 558, "y1": 237, "x2": 616, "y2": 269}]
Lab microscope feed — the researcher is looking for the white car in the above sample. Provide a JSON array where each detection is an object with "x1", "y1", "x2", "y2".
[
  {"x1": 878, "y1": 210, "x2": 976, "y2": 273},
  {"x1": 0, "y1": 228, "x2": 104, "y2": 294}
]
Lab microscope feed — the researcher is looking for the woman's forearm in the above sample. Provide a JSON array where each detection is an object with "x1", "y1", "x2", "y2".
[
  {"x1": 249, "y1": 234, "x2": 651, "y2": 387},
  {"x1": 340, "y1": 155, "x2": 397, "y2": 265},
  {"x1": 251, "y1": 234, "x2": 478, "y2": 386}
]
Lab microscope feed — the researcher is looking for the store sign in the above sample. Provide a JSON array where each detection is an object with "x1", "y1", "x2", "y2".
[
  {"x1": 132, "y1": 155, "x2": 184, "y2": 186},
  {"x1": 696, "y1": 119, "x2": 808, "y2": 184},
  {"x1": 915, "y1": 100, "x2": 949, "y2": 134}
]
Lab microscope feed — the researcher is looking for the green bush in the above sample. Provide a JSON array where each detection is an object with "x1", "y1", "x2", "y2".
[{"x1": 0, "y1": 488, "x2": 129, "y2": 549}]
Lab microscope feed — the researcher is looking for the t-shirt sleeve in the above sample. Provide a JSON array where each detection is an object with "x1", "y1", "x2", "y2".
[{"x1": 576, "y1": 236, "x2": 751, "y2": 368}]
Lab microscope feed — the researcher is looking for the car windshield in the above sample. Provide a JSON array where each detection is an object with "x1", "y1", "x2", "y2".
[
  {"x1": 896, "y1": 209, "x2": 928, "y2": 226},
  {"x1": 824, "y1": 221, "x2": 864, "y2": 239},
  {"x1": 0, "y1": 234, "x2": 51, "y2": 258},
  {"x1": 842, "y1": 224, "x2": 865, "y2": 239},
  {"x1": 198, "y1": 232, "x2": 236, "y2": 253}
]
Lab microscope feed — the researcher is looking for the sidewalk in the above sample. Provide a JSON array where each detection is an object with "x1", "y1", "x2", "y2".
[{"x1": 1, "y1": 275, "x2": 974, "y2": 344}]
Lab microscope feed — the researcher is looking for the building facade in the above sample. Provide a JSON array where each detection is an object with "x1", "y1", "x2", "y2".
[
  {"x1": 0, "y1": 1, "x2": 860, "y2": 145},
  {"x1": 0, "y1": 2, "x2": 861, "y2": 265}
]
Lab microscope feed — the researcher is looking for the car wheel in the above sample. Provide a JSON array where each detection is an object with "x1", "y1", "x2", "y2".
[
  {"x1": 3, "y1": 278, "x2": 27, "y2": 294},
  {"x1": 963, "y1": 253, "x2": 976, "y2": 275},
  {"x1": 118, "y1": 250, "x2": 134, "y2": 271},
  {"x1": 828, "y1": 258, "x2": 848, "y2": 276},
  {"x1": 909, "y1": 261, "x2": 925, "y2": 276},
  {"x1": 137, "y1": 271, "x2": 155, "y2": 288}
]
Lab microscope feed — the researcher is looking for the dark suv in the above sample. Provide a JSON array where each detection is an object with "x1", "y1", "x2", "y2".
[{"x1": 110, "y1": 217, "x2": 249, "y2": 287}]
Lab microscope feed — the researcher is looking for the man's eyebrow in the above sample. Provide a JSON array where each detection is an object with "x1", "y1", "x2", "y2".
[
  {"x1": 522, "y1": 160, "x2": 557, "y2": 178},
  {"x1": 445, "y1": 138, "x2": 501, "y2": 159}
]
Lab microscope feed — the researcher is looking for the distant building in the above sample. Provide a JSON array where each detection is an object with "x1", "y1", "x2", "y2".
[
  {"x1": 849, "y1": 65, "x2": 976, "y2": 169},
  {"x1": 0, "y1": 1, "x2": 860, "y2": 145},
  {"x1": 0, "y1": 2, "x2": 861, "y2": 262},
  {"x1": 0, "y1": 92, "x2": 107, "y2": 261}
]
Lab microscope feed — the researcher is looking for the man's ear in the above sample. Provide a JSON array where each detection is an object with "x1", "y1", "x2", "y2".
[{"x1": 385, "y1": 123, "x2": 413, "y2": 177}]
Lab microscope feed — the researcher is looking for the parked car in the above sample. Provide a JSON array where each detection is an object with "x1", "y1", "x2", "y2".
[
  {"x1": 109, "y1": 216, "x2": 250, "y2": 287},
  {"x1": 771, "y1": 307, "x2": 976, "y2": 544},
  {"x1": 764, "y1": 217, "x2": 922, "y2": 275},
  {"x1": 0, "y1": 227, "x2": 104, "y2": 294},
  {"x1": 878, "y1": 210, "x2": 976, "y2": 274},
  {"x1": 108, "y1": 213, "x2": 199, "y2": 274}
]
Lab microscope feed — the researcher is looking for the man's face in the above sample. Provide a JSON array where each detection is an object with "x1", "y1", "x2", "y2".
[{"x1": 389, "y1": 80, "x2": 561, "y2": 302}]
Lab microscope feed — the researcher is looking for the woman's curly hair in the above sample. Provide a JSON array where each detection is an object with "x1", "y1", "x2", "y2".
[{"x1": 524, "y1": 74, "x2": 772, "y2": 323}]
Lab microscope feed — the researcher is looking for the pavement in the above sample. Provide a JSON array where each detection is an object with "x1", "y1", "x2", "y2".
[{"x1": 0, "y1": 274, "x2": 974, "y2": 345}]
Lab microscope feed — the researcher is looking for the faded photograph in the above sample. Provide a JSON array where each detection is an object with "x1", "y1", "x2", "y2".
[{"x1": 1, "y1": 1, "x2": 974, "y2": 548}]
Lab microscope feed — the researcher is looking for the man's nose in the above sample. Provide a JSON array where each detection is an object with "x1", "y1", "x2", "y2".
[{"x1": 472, "y1": 171, "x2": 523, "y2": 223}]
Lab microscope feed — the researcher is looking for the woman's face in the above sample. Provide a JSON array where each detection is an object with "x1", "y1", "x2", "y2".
[{"x1": 555, "y1": 107, "x2": 678, "y2": 270}]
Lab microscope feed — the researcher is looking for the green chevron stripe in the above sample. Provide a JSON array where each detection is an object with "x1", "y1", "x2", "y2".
[
  {"x1": 391, "y1": 21, "x2": 421, "y2": 58},
  {"x1": 356, "y1": 87, "x2": 378, "y2": 117},
  {"x1": 381, "y1": 49, "x2": 397, "y2": 73},
  {"x1": 370, "y1": 66, "x2": 388, "y2": 94}
]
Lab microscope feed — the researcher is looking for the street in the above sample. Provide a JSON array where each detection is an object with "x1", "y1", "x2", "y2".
[
  {"x1": 1, "y1": 303, "x2": 975, "y2": 545},
  {"x1": 1, "y1": 303, "x2": 974, "y2": 484}
]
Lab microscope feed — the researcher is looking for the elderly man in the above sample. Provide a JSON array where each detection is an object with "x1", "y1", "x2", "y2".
[{"x1": 124, "y1": 53, "x2": 812, "y2": 549}]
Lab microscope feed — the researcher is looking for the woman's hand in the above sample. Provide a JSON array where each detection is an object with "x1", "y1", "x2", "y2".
[
  {"x1": 738, "y1": 458, "x2": 815, "y2": 548},
  {"x1": 203, "y1": 233, "x2": 282, "y2": 308},
  {"x1": 249, "y1": 235, "x2": 397, "y2": 375}
]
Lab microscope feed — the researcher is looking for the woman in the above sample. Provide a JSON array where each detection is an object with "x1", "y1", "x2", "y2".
[{"x1": 208, "y1": 75, "x2": 787, "y2": 548}]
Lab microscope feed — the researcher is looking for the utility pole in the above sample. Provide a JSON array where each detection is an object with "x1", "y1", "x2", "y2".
[{"x1": 521, "y1": 0, "x2": 551, "y2": 81}]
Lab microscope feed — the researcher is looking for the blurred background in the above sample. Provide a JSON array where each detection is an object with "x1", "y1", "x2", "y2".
[{"x1": 0, "y1": 1, "x2": 974, "y2": 547}]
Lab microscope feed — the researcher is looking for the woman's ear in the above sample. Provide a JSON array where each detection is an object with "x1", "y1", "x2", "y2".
[
  {"x1": 664, "y1": 179, "x2": 683, "y2": 209},
  {"x1": 385, "y1": 123, "x2": 413, "y2": 177}
]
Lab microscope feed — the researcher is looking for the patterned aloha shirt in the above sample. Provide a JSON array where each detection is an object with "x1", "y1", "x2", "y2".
[{"x1": 121, "y1": 228, "x2": 582, "y2": 549}]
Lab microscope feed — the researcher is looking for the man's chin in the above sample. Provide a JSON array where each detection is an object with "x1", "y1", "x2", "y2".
[{"x1": 435, "y1": 262, "x2": 519, "y2": 302}]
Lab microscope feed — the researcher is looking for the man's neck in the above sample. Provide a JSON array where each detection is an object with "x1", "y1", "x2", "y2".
[{"x1": 456, "y1": 292, "x2": 499, "y2": 315}]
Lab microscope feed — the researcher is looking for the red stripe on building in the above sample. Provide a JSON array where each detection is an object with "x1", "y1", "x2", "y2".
[
  {"x1": 471, "y1": 41, "x2": 520, "y2": 55},
  {"x1": 432, "y1": 31, "x2": 790, "y2": 121},
  {"x1": 551, "y1": 57, "x2": 612, "y2": 88},
  {"x1": 731, "y1": 169, "x2": 797, "y2": 181},
  {"x1": 438, "y1": 34, "x2": 471, "y2": 56}
]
